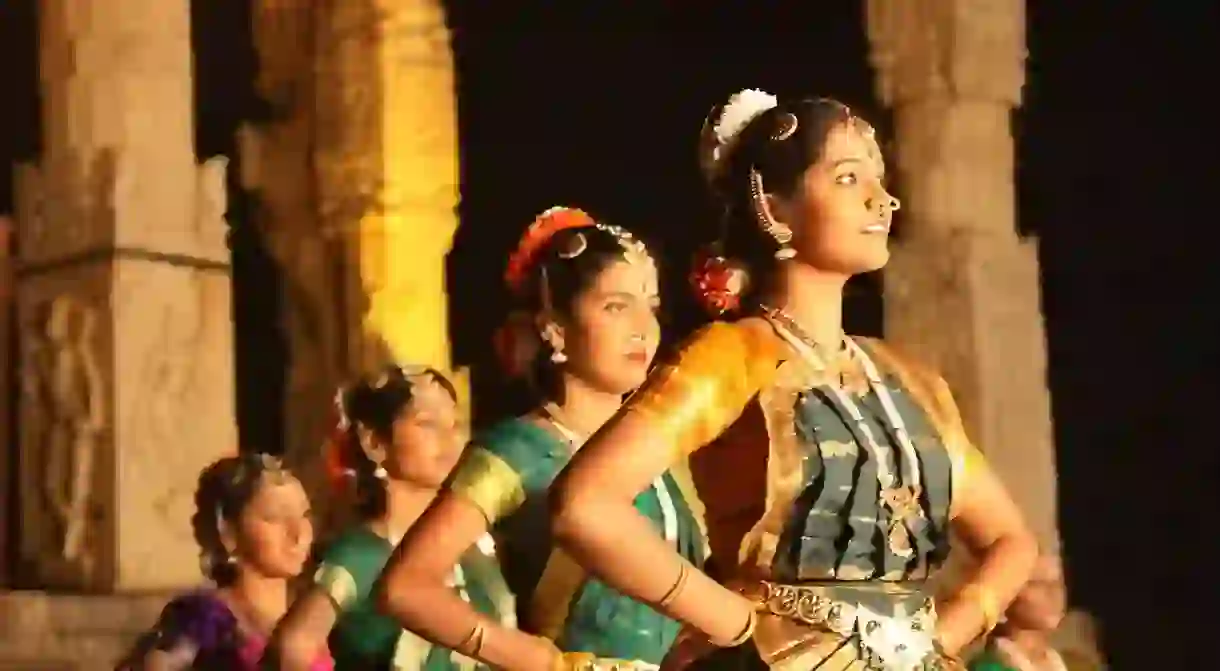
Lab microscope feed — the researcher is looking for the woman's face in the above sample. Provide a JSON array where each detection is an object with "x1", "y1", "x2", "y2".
[
  {"x1": 773, "y1": 121, "x2": 899, "y2": 276},
  {"x1": 385, "y1": 376, "x2": 464, "y2": 489},
  {"x1": 557, "y1": 257, "x2": 661, "y2": 396},
  {"x1": 231, "y1": 474, "x2": 313, "y2": 580}
]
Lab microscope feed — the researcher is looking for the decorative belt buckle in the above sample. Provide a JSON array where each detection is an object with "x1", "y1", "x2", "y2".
[{"x1": 854, "y1": 604, "x2": 935, "y2": 670}]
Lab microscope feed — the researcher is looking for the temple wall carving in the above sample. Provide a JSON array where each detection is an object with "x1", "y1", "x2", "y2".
[{"x1": 9, "y1": 0, "x2": 235, "y2": 592}]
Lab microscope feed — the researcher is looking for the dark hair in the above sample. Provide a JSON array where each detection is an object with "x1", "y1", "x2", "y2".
[
  {"x1": 333, "y1": 365, "x2": 457, "y2": 517},
  {"x1": 699, "y1": 97, "x2": 862, "y2": 309},
  {"x1": 502, "y1": 220, "x2": 644, "y2": 397},
  {"x1": 191, "y1": 453, "x2": 291, "y2": 586}
]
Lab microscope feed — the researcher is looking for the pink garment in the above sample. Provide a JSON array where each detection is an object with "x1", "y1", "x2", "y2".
[
  {"x1": 239, "y1": 633, "x2": 334, "y2": 671},
  {"x1": 118, "y1": 591, "x2": 333, "y2": 671}
]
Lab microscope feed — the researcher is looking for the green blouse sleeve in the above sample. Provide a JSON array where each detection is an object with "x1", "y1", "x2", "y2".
[
  {"x1": 449, "y1": 419, "x2": 565, "y2": 526},
  {"x1": 312, "y1": 530, "x2": 387, "y2": 613}
]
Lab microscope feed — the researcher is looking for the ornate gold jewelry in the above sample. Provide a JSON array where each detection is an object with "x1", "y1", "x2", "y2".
[
  {"x1": 714, "y1": 608, "x2": 757, "y2": 648},
  {"x1": 771, "y1": 112, "x2": 798, "y2": 141},
  {"x1": 748, "y1": 169, "x2": 796, "y2": 260},
  {"x1": 456, "y1": 622, "x2": 487, "y2": 658},
  {"x1": 558, "y1": 231, "x2": 588, "y2": 259}
]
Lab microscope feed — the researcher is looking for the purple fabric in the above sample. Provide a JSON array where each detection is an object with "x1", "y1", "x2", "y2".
[{"x1": 122, "y1": 590, "x2": 332, "y2": 671}]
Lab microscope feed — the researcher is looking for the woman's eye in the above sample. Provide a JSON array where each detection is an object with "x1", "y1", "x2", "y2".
[
  {"x1": 835, "y1": 172, "x2": 858, "y2": 186},
  {"x1": 604, "y1": 301, "x2": 627, "y2": 313}
]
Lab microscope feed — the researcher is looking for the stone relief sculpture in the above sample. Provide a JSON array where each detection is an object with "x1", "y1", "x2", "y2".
[
  {"x1": 135, "y1": 281, "x2": 206, "y2": 536},
  {"x1": 20, "y1": 295, "x2": 105, "y2": 584}
]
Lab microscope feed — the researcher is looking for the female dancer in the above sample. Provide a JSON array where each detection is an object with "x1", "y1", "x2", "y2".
[
  {"x1": 119, "y1": 453, "x2": 331, "y2": 670},
  {"x1": 548, "y1": 91, "x2": 1039, "y2": 669},
  {"x1": 264, "y1": 365, "x2": 512, "y2": 669},
  {"x1": 377, "y1": 208, "x2": 705, "y2": 670}
]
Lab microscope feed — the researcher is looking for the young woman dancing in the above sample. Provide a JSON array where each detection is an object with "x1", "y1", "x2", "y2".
[
  {"x1": 377, "y1": 207, "x2": 705, "y2": 670},
  {"x1": 119, "y1": 454, "x2": 330, "y2": 670},
  {"x1": 264, "y1": 366, "x2": 511, "y2": 669},
  {"x1": 548, "y1": 91, "x2": 1039, "y2": 670}
]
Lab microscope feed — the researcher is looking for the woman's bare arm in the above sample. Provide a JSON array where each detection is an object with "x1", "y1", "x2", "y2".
[
  {"x1": 376, "y1": 494, "x2": 558, "y2": 671},
  {"x1": 938, "y1": 459, "x2": 1038, "y2": 654},
  {"x1": 263, "y1": 589, "x2": 338, "y2": 670},
  {"x1": 926, "y1": 365, "x2": 1038, "y2": 654},
  {"x1": 550, "y1": 320, "x2": 782, "y2": 645}
]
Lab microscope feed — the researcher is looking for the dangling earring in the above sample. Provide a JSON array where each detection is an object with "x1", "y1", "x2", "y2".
[
  {"x1": 373, "y1": 465, "x2": 388, "y2": 480},
  {"x1": 772, "y1": 229, "x2": 796, "y2": 260},
  {"x1": 550, "y1": 348, "x2": 567, "y2": 364},
  {"x1": 749, "y1": 170, "x2": 796, "y2": 260}
]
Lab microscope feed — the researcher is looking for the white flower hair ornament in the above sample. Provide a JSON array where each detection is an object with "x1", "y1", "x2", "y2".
[
  {"x1": 714, "y1": 89, "x2": 779, "y2": 147},
  {"x1": 700, "y1": 89, "x2": 781, "y2": 181}
]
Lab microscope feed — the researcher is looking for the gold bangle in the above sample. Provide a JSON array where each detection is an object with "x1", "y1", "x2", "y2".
[
  {"x1": 456, "y1": 622, "x2": 486, "y2": 658},
  {"x1": 960, "y1": 584, "x2": 1001, "y2": 634},
  {"x1": 715, "y1": 608, "x2": 757, "y2": 648},
  {"x1": 657, "y1": 562, "x2": 691, "y2": 609}
]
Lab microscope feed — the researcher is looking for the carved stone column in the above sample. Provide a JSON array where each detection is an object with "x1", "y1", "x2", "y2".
[
  {"x1": 242, "y1": 0, "x2": 351, "y2": 532},
  {"x1": 1, "y1": 217, "x2": 12, "y2": 587},
  {"x1": 11, "y1": 0, "x2": 235, "y2": 591},
  {"x1": 865, "y1": 1, "x2": 1060, "y2": 551},
  {"x1": 312, "y1": 0, "x2": 463, "y2": 385}
]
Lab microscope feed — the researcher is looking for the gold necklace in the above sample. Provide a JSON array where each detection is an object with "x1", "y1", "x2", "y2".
[
  {"x1": 760, "y1": 304, "x2": 927, "y2": 559},
  {"x1": 540, "y1": 402, "x2": 585, "y2": 447}
]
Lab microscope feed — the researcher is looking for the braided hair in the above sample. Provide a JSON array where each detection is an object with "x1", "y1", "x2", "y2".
[{"x1": 191, "y1": 453, "x2": 292, "y2": 586}]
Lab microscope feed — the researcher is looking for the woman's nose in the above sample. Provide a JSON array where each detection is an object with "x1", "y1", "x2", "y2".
[{"x1": 868, "y1": 193, "x2": 900, "y2": 214}]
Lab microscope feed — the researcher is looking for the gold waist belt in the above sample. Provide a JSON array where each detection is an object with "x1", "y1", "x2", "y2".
[{"x1": 753, "y1": 581, "x2": 942, "y2": 670}]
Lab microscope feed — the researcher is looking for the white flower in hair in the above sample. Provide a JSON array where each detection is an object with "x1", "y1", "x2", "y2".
[{"x1": 714, "y1": 89, "x2": 779, "y2": 147}]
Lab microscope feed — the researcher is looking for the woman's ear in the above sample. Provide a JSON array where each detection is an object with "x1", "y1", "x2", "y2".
[
  {"x1": 356, "y1": 426, "x2": 387, "y2": 467},
  {"x1": 536, "y1": 314, "x2": 566, "y2": 356}
]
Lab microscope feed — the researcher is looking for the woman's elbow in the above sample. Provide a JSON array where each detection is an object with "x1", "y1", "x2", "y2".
[
  {"x1": 548, "y1": 478, "x2": 599, "y2": 543},
  {"x1": 375, "y1": 565, "x2": 415, "y2": 621},
  {"x1": 267, "y1": 630, "x2": 314, "y2": 668},
  {"x1": 999, "y1": 527, "x2": 1040, "y2": 580}
]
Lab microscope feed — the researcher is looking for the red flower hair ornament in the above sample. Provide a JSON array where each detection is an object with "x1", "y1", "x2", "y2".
[
  {"x1": 689, "y1": 251, "x2": 750, "y2": 316},
  {"x1": 495, "y1": 207, "x2": 598, "y2": 378},
  {"x1": 503, "y1": 207, "x2": 597, "y2": 296},
  {"x1": 323, "y1": 386, "x2": 360, "y2": 495}
]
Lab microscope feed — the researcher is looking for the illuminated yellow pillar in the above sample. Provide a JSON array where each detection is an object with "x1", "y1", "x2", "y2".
[{"x1": 313, "y1": 0, "x2": 464, "y2": 401}]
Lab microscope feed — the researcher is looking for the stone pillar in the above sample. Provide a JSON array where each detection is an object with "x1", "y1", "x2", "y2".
[
  {"x1": 242, "y1": 0, "x2": 351, "y2": 531},
  {"x1": 11, "y1": 0, "x2": 235, "y2": 591},
  {"x1": 312, "y1": 0, "x2": 465, "y2": 393},
  {"x1": 865, "y1": 1, "x2": 1060, "y2": 551},
  {"x1": 1, "y1": 217, "x2": 12, "y2": 587}
]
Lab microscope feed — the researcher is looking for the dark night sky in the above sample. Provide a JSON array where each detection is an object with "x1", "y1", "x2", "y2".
[{"x1": 2, "y1": 2, "x2": 1216, "y2": 668}]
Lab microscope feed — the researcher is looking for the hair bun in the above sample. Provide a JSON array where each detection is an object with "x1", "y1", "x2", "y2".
[
  {"x1": 492, "y1": 311, "x2": 539, "y2": 379},
  {"x1": 689, "y1": 250, "x2": 750, "y2": 316}
]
